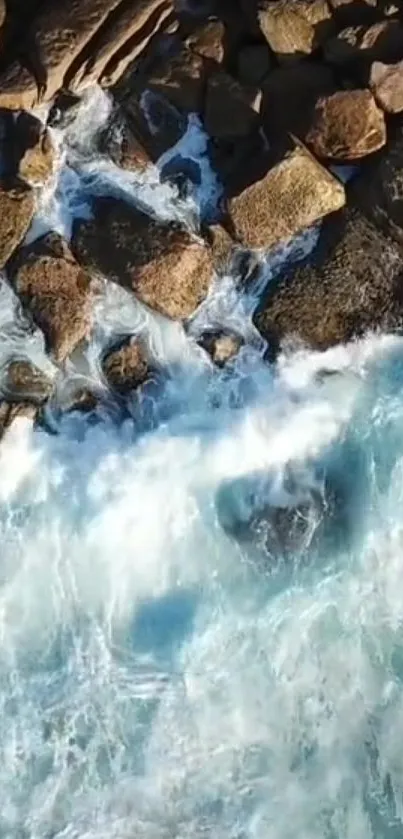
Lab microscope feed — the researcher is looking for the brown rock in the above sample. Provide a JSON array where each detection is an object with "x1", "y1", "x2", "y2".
[
  {"x1": 101, "y1": 114, "x2": 151, "y2": 171},
  {"x1": 102, "y1": 337, "x2": 151, "y2": 394},
  {"x1": 72, "y1": 197, "x2": 213, "y2": 320},
  {"x1": 261, "y1": 61, "x2": 337, "y2": 141},
  {"x1": 70, "y1": 0, "x2": 174, "y2": 90},
  {"x1": 257, "y1": 0, "x2": 334, "y2": 62},
  {"x1": 0, "y1": 62, "x2": 38, "y2": 110},
  {"x1": 14, "y1": 112, "x2": 55, "y2": 186},
  {"x1": 147, "y1": 45, "x2": 210, "y2": 113},
  {"x1": 253, "y1": 208, "x2": 403, "y2": 354},
  {"x1": 0, "y1": 184, "x2": 35, "y2": 269},
  {"x1": 184, "y1": 20, "x2": 226, "y2": 62},
  {"x1": 122, "y1": 89, "x2": 186, "y2": 161},
  {"x1": 198, "y1": 329, "x2": 243, "y2": 366},
  {"x1": 3, "y1": 360, "x2": 53, "y2": 404},
  {"x1": 305, "y1": 89, "x2": 386, "y2": 161},
  {"x1": 205, "y1": 223, "x2": 235, "y2": 271},
  {"x1": 324, "y1": 20, "x2": 403, "y2": 70},
  {"x1": 204, "y1": 71, "x2": 261, "y2": 139},
  {"x1": 237, "y1": 43, "x2": 272, "y2": 86},
  {"x1": 11, "y1": 234, "x2": 92, "y2": 363},
  {"x1": 369, "y1": 59, "x2": 403, "y2": 112},
  {"x1": 228, "y1": 139, "x2": 345, "y2": 250},
  {"x1": 0, "y1": 401, "x2": 36, "y2": 439}
]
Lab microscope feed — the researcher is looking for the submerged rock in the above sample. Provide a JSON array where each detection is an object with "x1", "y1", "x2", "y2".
[
  {"x1": 352, "y1": 122, "x2": 403, "y2": 245},
  {"x1": 305, "y1": 89, "x2": 386, "y2": 160},
  {"x1": 198, "y1": 329, "x2": 244, "y2": 366},
  {"x1": 102, "y1": 337, "x2": 152, "y2": 395},
  {"x1": 72, "y1": 197, "x2": 213, "y2": 321}
]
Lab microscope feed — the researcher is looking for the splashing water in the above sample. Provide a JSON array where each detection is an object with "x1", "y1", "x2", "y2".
[{"x1": 1, "y1": 88, "x2": 403, "y2": 839}]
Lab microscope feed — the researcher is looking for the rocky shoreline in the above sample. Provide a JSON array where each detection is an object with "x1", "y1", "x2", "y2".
[{"x1": 0, "y1": 0, "x2": 402, "y2": 435}]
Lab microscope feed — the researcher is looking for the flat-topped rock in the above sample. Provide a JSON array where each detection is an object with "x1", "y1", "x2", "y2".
[
  {"x1": 0, "y1": 183, "x2": 35, "y2": 269},
  {"x1": 227, "y1": 139, "x2": 345, "y2": 250},
  {"x1": 102, "y1": 337, "x2": 151, "y2": 394},
  {"x1": 305, "y1": 89, "x2": 386, "y2": 160},
  {"x1": 256, "y1": 0, "x2": 334, "y2": 63},
  {"x1": 369, "y1": 59, "x2": 403, "y2": 112},
  {"x1": 72, "y1": 197, "x2": 213, "y2": 320},
  {"x1": 253, "y1": 208, "x2": 403, "y2": 355},
  {"x1": 11, "y1": 234, "x2": 92, "y2": 364}
]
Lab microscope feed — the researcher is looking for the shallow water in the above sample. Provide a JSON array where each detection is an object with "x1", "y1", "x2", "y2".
[{"x1": 1, "y1": 88, "x2": 403, "y2": 839}]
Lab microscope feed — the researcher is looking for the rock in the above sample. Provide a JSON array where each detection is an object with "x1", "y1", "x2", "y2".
[
  {"x1": 2, "y1": 359, "x2": 53, "y2": 404},
  {"x1": 102, "y1": 337, "x2": 151, "y2": 394},
  {"x1": 13, "y1": 112, "x2": 55, "y2": 186},
  {"x1": 184, "y1": 20, "x2": 226, "y2": 62},
  {"x1": 198, "y1": 329, "x2": 243, "y2": 366},
  {"x1": 324, "y1": 20, "x2": 403, "y2": 72},
  {"x1": 204, "y1": 223, "x2": 235, "y2": 271},
  {"x1": 237, "y1": 43, "x2": 272, "y2": 86},
  {"x1": 209, "y1": 127, "x2": 271, "y2": 198},
  {"x1": 328, "y1": 0, "x2": 396, "y2": 25},
  {"x1": 147, "y1": 45, "x2": 210, "y2": 113},
  {"x1": 160, "y1": 155, "x2": 201, "y2": 198},
  {"x1": 351, "y1": 123, "x2": 403, "y2": 245},
  {"x1": 0, "y1": 401, "x2": 36, "y2": 439},
  {"x1": 261, "y1": 61, "x2": 337, "y2": 141},
  {"x1": 47, "y1": 91, "x2": 82, "y2": 130},
  {"x1": 0, "y1": 184, "x2": 35, "y2": 269},
  {"x1": 69, "y1": 0, "x2": 175, "y2": 90},
  {"x1": 11, "y1": 234, "x2": 92, "y2": 363},
  {"x1": 228, "y1": 138, "x2": 345, "y2": 250},
  {"x1": 72, "y1": 197, "x2": 213, "y2": 320},
  {"x1": 305, "y1": 89, "x2": 386, "y2": 161},
  {"x1": 369, "y1": 59, "x2": 403, "y2": 112},
  {"x1": 122, "y1": 89, "x2": 187, "y2": 161},
  {"x1": 0, "y1": 62, "x2": 38, "y2": 110},
  {"x1": 63, "y1": 387, "x2": 99, "y2": 414},
  {"x1": 100, "y1": 111, "x2": 151, "y2": 171},
  {"x1": 253, "y1": 208, "x2": 403, "y2": 354},
  {"x1": 257, "y1": 0, "x2": 334, "y2": 63},
  {"x1": 204, "y1": 71, "x2": 261, "y2": 139}
]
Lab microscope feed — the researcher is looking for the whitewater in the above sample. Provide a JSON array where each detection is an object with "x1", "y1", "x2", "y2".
[{"x1": 1, "y1": 87, "x2": 403, "y2": 839}]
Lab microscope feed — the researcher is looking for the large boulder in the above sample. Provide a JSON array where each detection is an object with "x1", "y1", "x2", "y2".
[
  {"x1": 72, "y1": 197, "x2": 213, "y2": 320},
  {"x1": 324, "y1": 20, "x2": 403, "y2": 74},
  {"x1": 12, "y1": 112, "x2": 55, "y2": 186},
  {"x1": 227, "y1": 138, "x2": 345, "y2": 250},
  {"x1": 147, "y1": 44, "x2": 210, "y2": 113},
  {"x1": 0, "y1": 62, "x2": 38, "y2": 111},
  {"x1": 305, "y1": 89, "x2": 386, "y2": 160},
  {"x1": 256, "y1": 0, "x2": 334, "y2": 63},
  {"x1": 261, "y1": 61, "x2": 337, "y2": 141},
  {"x1": 204, "y1": 70, "x2": 261, "y2": 139},
  {"x1": 10, "y1": 234, "x2": 92, "y2": 363},
  {"x1": 102, "y1": 336, "x2": 152, "y2": 394},
  {"x1": 253, "y1": 208, "x2": 403, "y2": 355},
  {"x1": 351, "y1": 123, "x2": 403, "y2": 245},
  {"x1": 369, "y1": 59, "x2": 403, "y2": 113},
  {"x1": 0, "y1": 183, "x2": 35, "y2": 269},
  {"x1": 2, "y1": 359, "x2": 53, "y2": 405}
]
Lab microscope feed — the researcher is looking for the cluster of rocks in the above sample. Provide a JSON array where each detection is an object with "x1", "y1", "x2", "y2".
[{"x1": 1, "y1": 0, "x2": 403, "y2": 433}]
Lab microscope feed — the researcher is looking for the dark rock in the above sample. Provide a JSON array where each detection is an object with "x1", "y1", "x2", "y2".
[
  {"x1": 12, "y1": 111, "x2": 55, "y2": 186},
  {"x1": 100, "y1": 110, "x2": 151, "y2": 171},
  {"x1": 0, "y1": 183, "x2": 35, "y2": 269},
  {"x1": 11, "y1": 233, "x2": 92, "y2": 364},
  {"x1": 122, "y1": 89, "x2": 187, "y2": 161},
  {"x1": 369, "y1": 59, "x2": 403, "y2": 112},
  {"x1": 256, "y1": 0, "x2": 334, "y2": 63},
  {"x1": 204, "y1": 70, "x2": 261, "y2": 139},
  {"x1": 351, "y1": 123, "x2": 403, "y2": 245},
  {"x1": 260, "y1": 61, "x2": 337, "y2": 142},
  {"x1": 72, "y1": 196, "x2": 213, "y2": 320},
  {"x1": 236, "y1": 43, "x2": 272, "y2": 86},
  {"x1": 147, "y1": 44, "x2": 211, "y2": 113},
  {"x1": 228, "y1": 138, "x2": 345, "y2": 250},
  {"x1": 198, "y1": 329, "x2": 243, "y2": 365},
  {"x1": 305, "y1": 89, "x2": 386, "y2": 161},
  {"x1": 253, "y1": 208, "x2": 403, "y2": 355},
  {"x1": 324, "y1": 20, "x2": 403, "y2": 74},
  {"x1": 102, "y1": 336, "x2": 151, "y2": 394},
  {"x1": 184, "y1": 20, "x2": 226, "y2": 62},
  {"x1": 328, "y1": 0, "x2": 397, "y2": 25},
  {"x1": 47, "y1": 90, "x2": 83, "y2": 130},
  {"x1": 2, "y1": 359, "x2": 53, "y2": 404}
]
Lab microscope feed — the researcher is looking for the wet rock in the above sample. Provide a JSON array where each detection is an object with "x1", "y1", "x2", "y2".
[
  {"x1": 198, "y1": 329, "x2": 243, "y2": 366},
  {"x1": 0, "y1": 401, "x2": 36, "y2": 439},
  {"x1": 100, "y1": 112, "x2": 151, "y2": 172},
  {"x1": 204, "y1": 70, "x2": 261, "y2": 139},
  {"x1": 205, "y1": 223, "x2": 235, "y2": 271},
  {"x1": 324, "y1": 20, "x2": 403, "y2": 73},
  {"x1": 72, "y1": 197, "x2": 213, "y2": 320},
  {"x1": 305, "y1": 89, "x2": 386, "y2": 161},
  {"x1": 261, "y1": 61, "x2": 337, "y2": 142},
  {"x1": 0, "y1": 183, "x2": 35, "y2": 269},
  {"x1": 13, "y1": 112, "x2": 55, "y2": 186},
  {"x1": 184, "y1": 20, "x2": 226, "y2": 62},
  {"x1": 11, "y1": 234, "x2": 92, "y2": 364},
  {"x1": 253, "y1": 208, "x2": 403, "y2": 354},
  {"x1": 228, "y1": 138, "x2": 345, "y2": 250},
  {"x1": 70, "y1": 0, "x2": 175, "y2": 90},
  {"x1": 351, "y1": 123, "x2": 403, "y2": 244},
  {"x1": 256, "y1": 0, "x2": 334, "y2": 63},
  {"x1": 369, "y1": 59, "x2": 403, "y2": 112},
  {"x1": 47, "y1": 90, "x2": 83, "y2": 130},
  {"x1": 122, "y1": 89, "x2": 186, "y2": 161},
  {"x1": 102, "y1": 337, "x2": 151, "y2": 394},
  {"x1": 147, "y1": 44, "x2": 210, "y2": 113},
  {"x1": 236, "y1": 43, "x2": 272, "y2": 86},
  {"x1": 0, "y1": 61, "x2": 38, "y2": 111},
  {"x1": 160, "y1": 155, "x2": 201, "y2": 198},
  {"x1": 2, "y1": 359, "x2": 53, "y2": 404}
]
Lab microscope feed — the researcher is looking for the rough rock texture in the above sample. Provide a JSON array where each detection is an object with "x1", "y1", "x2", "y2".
[
  {"x1": 102, "y1": 337, "x2": 151, "y2": 394},
  {"x1": 237, "y1": 43, "x2": 272, "y2": 85},
  {"x1": 253, "y1": 208, "x2": 403, "y2": 354},
  {"x1": 0, "y1": 62, "x2": 38, "y2": 110},
  {"x1": 122, "y1": 89, "x2": 186, "y2": 161},
  {"x1": 351, "y1": 123, "x2": 403, "y2": 244},
  {"x1": 328, "y1": 0, "x2": 397, "y2": 25},
  {"x1": 324, "y1": 20, "x2": 403, "y2": 70},
  {"x1": 198, "y1": 329, "x2": 243, "y2": 366},
  {"x1": 228, "y1": 140, "x2": 346, "y2": 250},
  {"x1": 72, "y1": 197, "x2": 213, "y2": 320},
  {"x1": 204, "y1": 71, "x2": 261, "y2": 139},
  {"x1": 70, "y1": 0, "x2": 175, "y2": 90},
  {"x1": 147, "y1": 45, "x2": 210, "y2": 113},
  {"x1": 184, "y1": 20, "x2": 226, "y2": 62},
  {"x1": 257, "y1": 0, "x2": 334, "y2": 62},
  {"x1": 0, "y1": 184, "x2": 35, "y2": 269},
  {"x1": 261, "y1": 62, "x2": 337, "y2": 141},
  {"x1": 205, "y1": 223, "x2": 235, "y2": 271},
  {"x1": 305, "y1": 89, "x2": 386, "y2": 160},
  {"x1": 2, "y1": 360, "x2": 53, "y2": 404},
  {"x1": 100, "y1": 113, "x2": 151, "y2": 171},
  {"x1": 369, "y1": 59, "x2": 403, "y2": 112},
  {"x1": 13, "y1": 112, "x2": 55, "y2": 186},
  {"x1": 11, "y1": 234, "x2": 92, "y2": 363}
]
